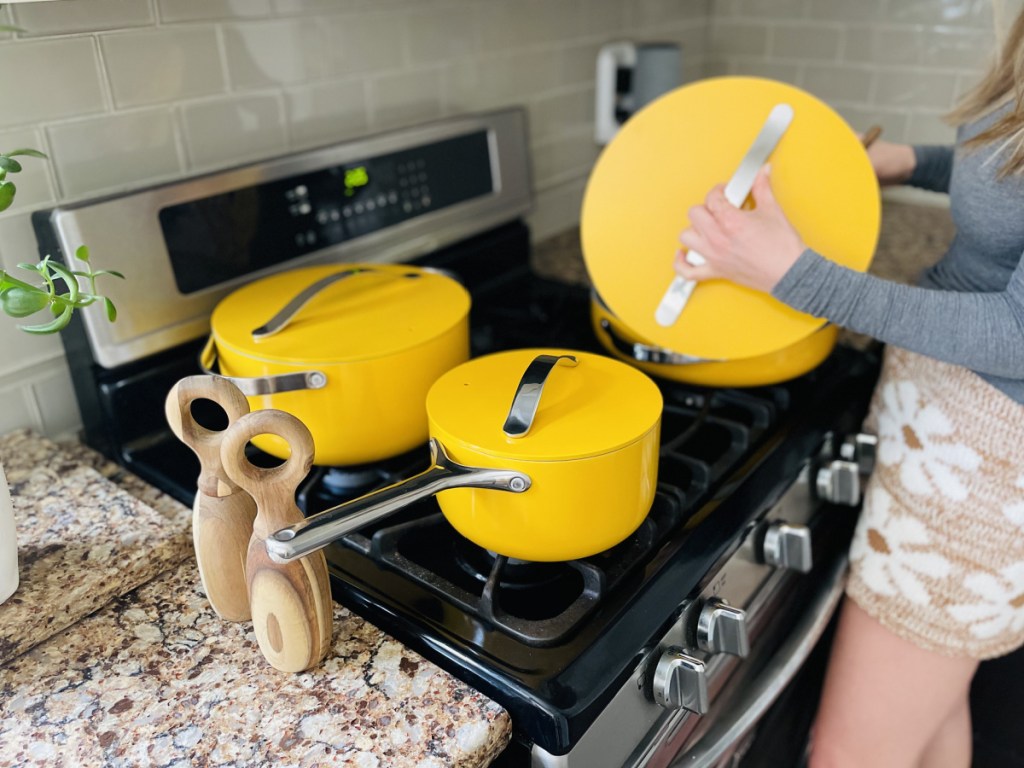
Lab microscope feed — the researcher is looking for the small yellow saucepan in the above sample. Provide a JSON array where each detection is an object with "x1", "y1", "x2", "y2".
[
  {"x1": 590, "y1": 291, "x2": 839, "y2": 387},
  {"x1": 257, "y1": 349, "x2": 663, "y2": 563},
  {"x1": 202, "y1": 263, "x2": 470, "y2": 466}
]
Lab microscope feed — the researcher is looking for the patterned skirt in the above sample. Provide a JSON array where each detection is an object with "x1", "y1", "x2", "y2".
[{"x1": 847, "y1": 346, "x2": 1024, "y2": 659}]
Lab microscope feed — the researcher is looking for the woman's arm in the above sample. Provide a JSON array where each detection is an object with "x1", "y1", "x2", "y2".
[
  {"x1": 906, "y1": 145, "x2": 954, "y2": 193},
  {"x1": 773, "y1": 249, "x2": 1024, "y2": 378}
]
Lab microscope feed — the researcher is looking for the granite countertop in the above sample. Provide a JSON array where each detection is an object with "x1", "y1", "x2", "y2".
[{"x1": 0, "y1": 431, "x2": 511, "y2": 768}]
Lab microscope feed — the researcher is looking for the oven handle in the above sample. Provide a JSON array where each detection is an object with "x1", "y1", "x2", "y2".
[{"x1": 669, "y1": 555, "x2": 848, "y2": 768}]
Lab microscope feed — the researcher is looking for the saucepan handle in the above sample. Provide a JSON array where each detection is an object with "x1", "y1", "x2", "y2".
[
  {"x1": 265, "y1": 438, "x2": 531, "y2": 563},
  {"x1": 199, "y1": 336, "x2": 328, "y2": 395}
]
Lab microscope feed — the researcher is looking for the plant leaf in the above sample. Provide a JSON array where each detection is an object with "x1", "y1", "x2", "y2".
[
  {"x1": 5, "y1": 148, "x2": 46, "y2": 159},
  {"x1": 0, "y1": 181, "x2": 15, "y2": 212},
  {"x1": 0, "y1": 286, "x2": 50, "y2": 317},
  {"x1": 88, "y1": 269, "x2": 125, "y2": 279},
  {"x1": 19, "y1": 303, "x2": 73, "y2": 334},
  {"x1": 103, "y1": 297, "x2": 117, "y2": 322},
  {"x1": 75, "y1": 244, "x2": 90, "y2": 262},
  {"x1": 0, "y1": 157, "x2": 22, "y2": 173},
  {"x1": 0, "y1": 25, "x2": 26, "y2": 35}
]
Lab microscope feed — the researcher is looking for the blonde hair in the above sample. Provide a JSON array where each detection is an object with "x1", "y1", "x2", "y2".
[{"x1": 947, "y1": 4, "x2": 1024, "y2": 176}]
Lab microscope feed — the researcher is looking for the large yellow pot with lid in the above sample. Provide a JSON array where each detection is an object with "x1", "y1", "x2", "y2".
[
  {"x1": 590, "y1": 290, "x2": 839, "y2": 386},
  {"x1": 261, "y1": 349, "x2": 663, "y2": 563},
  {"x1": 581, "y1": 76, "x2": 880, "y2": 367},
  {"x1": 203, "y1": 263, "x2": 470, "y2": 466}
]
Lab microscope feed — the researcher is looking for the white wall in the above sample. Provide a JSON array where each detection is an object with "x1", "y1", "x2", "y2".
[{"x1": 0, "y1": 0, "x2": 1012, "y2": 438}]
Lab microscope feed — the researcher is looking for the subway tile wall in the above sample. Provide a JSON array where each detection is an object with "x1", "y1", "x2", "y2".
[
  {"x1": 0, "y1": 0, "x2": 1014, "y2": 438},
  {"x1": 0, "y1": 0, "x2": 711, "y2": 437}
]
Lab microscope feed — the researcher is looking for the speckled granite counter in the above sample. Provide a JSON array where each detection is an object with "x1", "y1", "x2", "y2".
[
  {"x1": 0, "y1": 430, "x2": 512, "y2": 768},
  {"x1": 0, "y1": 429, "x2": 192, "y2": 665},
  {"x1": 0, "y1": 559, "x2": 509, "y2": 768}
]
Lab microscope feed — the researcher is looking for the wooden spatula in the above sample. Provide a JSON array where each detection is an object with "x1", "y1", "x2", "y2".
[
  {"x1": 165, "y1": 375, "x2": 257, "y2": 622},
  {"x1": 218, "y1": 408, "x2": 333, "y2": 673}
]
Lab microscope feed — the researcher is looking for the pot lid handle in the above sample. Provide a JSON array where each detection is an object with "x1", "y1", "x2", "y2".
[
  {"x1": 251, "y1": 266, "x2": 420, "y2": 340},
  {"x1": 502, "y1": 354, "x2": 578, "y2": 438}
]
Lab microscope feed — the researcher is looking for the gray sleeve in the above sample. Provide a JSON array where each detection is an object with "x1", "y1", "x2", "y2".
[
  {"x1": 908, "y1": 145, "x2": 954, "y2": 193},
  {"x1": 771, "y1": 249, "x2": 1024, "y2": 378}
]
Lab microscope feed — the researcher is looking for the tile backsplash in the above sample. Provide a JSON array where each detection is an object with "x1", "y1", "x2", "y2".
[{"x1": 0, "y1": 0, "x2": 1010, "y2": 438}]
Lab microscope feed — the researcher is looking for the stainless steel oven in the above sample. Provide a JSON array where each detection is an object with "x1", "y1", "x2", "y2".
[{"x1": 33, "y1": 107, "x2": 881, "y2": 767}]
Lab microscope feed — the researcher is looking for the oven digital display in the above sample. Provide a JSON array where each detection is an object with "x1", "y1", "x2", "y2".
[{"x1": 160, "y1": 130, "x2": 494, "y2": 294}]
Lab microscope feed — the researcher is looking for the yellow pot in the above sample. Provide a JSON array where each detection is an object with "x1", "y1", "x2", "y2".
[
  {"x1": 204, "y1": 263, "x2": 470, "y2": 466},
  {"x1": 263, "y1": 349, "x2": 663, "y2": 563},
  {"x1": 591, "y1": 292, "x2": 838, "y2": 387}
]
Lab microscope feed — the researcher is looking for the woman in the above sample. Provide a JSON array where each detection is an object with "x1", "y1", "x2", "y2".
[{"x1": 674, "y1": 10, "x2": 1024, "y2": 768}]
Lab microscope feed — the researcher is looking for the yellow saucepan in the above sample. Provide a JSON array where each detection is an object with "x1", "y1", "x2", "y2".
[
  {"x1": 258, "y1": 349, "x2": 664, "y2": 563},
  {"x1": 202, "y1": 263, "x2": 470, "y2": 466},
  {"x1": 590, "y1": 291, "x2": 839, "y2": 387},
  {"x1": 581, "y1": 75, "x2": 880, "y2": 361}
]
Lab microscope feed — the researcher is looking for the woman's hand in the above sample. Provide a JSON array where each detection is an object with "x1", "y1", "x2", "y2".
[
  {"x1": 865, "y1": 138, "x2": 916, "y2": 186},
  {"x1": 675, "y1": 165, "x2": 805, "y2": 293}
]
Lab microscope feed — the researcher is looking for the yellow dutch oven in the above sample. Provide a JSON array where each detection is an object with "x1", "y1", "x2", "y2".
[
  {"x1": 262, "y1": 349, "x2": 663, "y2": 563},
  {"x1": 581, "y1": 76, "x2": 880, "y2": 370},
  {"x1": 590, "y1": 290, "x2": 839, "y2": 387},
  {"x1": 202, "y1": 263, "x2": 470, "y2": 466}
]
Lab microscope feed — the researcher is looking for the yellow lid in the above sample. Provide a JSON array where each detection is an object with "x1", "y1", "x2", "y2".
[
  {"x1": 581, "y1": 76, "x2": 880, "y2": 359},
  {"x1": 211, "y1": 264, "x2": 470, "y2": 364},
  {"x1": 427, "y1": 349, "x2": 663, "y2": 462}
]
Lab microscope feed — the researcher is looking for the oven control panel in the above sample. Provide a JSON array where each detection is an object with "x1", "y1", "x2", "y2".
[{"x1": 159, "y1": 130, "x2": 494, "y2": 294}]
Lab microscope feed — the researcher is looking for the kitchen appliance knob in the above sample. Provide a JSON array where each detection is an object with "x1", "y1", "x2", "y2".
[
  {"x1": 696, "y1": 597, "x2": 750, "y2": 658},
  {"x1": 840, "y1": 432, "x2": 878, "y2": 476},
  {"x1": 762, "y1": 522, "x2": 813, "y2": 573},
  {"x1": 815, "y1": 459, "x2": 861, "y2": 506},
  {"x1": 652, "y1": 648, "x2": 709, "y2": 714}
]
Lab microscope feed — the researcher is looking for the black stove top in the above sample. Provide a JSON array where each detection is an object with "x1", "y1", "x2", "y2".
[{"x1": 66, "y1": 219, "x2": 879, "y2": 757}]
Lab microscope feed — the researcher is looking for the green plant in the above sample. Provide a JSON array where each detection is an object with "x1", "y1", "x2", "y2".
[{"x1": 0, "y1": 148, "x2": 122, "y2": 333}]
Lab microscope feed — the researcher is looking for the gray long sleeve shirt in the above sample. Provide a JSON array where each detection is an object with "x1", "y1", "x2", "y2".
[{"x1": 772, "y1": 103, "x2": 1024, "y2": 404}]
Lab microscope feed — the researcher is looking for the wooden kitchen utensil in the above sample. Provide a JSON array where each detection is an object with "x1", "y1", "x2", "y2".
[
  {"x1": 218, "y1": 409, "x2": 333, "y2": 673},
  {"x1": 165, "y1": 375, "x2": 257, "y2": 622}
]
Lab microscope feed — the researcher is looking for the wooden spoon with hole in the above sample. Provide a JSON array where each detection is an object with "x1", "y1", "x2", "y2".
[
  {"x1": 218, "y1": 408, "x2": 333, "y2": 673},
  {"x1": 165, "y1": 375, "x2": 257, "y2": 622}
]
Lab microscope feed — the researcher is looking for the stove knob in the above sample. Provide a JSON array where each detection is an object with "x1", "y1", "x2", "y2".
[
  {"x1": 653, "y1": 648, "x2": 709, "y2": 714},
  {"x1": 696, "y1": 597, "x2": 750, "y2": 658},
  {"x1": 815, "y1": 459, "x2": 861, "y2": 506},
  {"x1": 840, "y1": 432, "x2": 878, "y2": 476},
  {"x1": 762, "y1": 522, "x2": 813, "y2": 573}
]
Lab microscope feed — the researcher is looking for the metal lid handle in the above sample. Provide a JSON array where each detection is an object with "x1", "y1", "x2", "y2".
[
  {"x1": 502, "y1": 354, "x2": 578, "y2": 438},
  {"x1": 251, "y1": 267, "x2": 421, "y2": 340}
]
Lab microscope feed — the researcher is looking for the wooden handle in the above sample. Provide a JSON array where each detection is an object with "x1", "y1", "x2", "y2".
[
  {"x1": 193, "y1": 492, "x2": 257, "y2": 622},
  {"x1": 220, "y1": 409, "x2": 333, "y2": 672},
  {"x1": 166, "y1": 375, "x2": 256, "y2": 622},
  {"x1": 165, "y1": 375, "x2": 251, "y2": 496}
]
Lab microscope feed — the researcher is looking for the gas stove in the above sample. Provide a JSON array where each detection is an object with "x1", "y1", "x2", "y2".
[{"x1": 34, "y1": 108, "x2": 881, "y2": 767}]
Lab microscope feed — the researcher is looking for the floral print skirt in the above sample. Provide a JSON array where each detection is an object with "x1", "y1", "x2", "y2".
[{"x1": 847, "y1": 345, "x2": 1024, "y2": 659}]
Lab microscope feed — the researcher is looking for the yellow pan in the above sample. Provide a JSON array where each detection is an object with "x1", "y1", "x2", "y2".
[
  {"x1": 581, "y1": 76, "x2": 880, "y2": 360},
  {"x1": 263, "y1": 349, "x2": 663, "y2": 564},
  {"x1": 203, "y1": 263, "x2": 470, "y2": 466},
  {"x1": 590, "y1": 292, "x2": 838, "y2": 387}
]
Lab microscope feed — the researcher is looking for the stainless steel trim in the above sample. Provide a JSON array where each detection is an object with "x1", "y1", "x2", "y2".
[
  {"x1": 502, "y1": 354, "x2": 578, "y2": 437},
  {"x1": 266, "y1": 438, "x2": 531, "y2": 562},
  {"x1": 667, "y1": 556, "x2": 847, "y2": 768},
  {"x1": 599, "y1": 318, "x2": 709, "y2": 365},
  {"x1": 46, "y1": 108, "x2": 532, "y2": 368}
]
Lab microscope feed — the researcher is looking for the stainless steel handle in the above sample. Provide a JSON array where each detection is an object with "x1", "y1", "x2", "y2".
[
  {"x1": 598, "y1": 318, "x2": 711, "y2": 365},
  {"x1": 251, "y1": 266, "x2": 420, "y2": 340},
  {"x1": 199, "y1": 337, "x2": 327, "y2": 395},
  {"x1": 502, "y1": 354, "x2": 578, "y2": 438},
  {"x1": 265, "y1": 438, "x2": 531, "y2": 562},
  {"x1": 655, "y1": 102, "x2": 795, "y2": 327},
  {"x1": 668, "y1": 555, "x2": 848, "y2": 768}
]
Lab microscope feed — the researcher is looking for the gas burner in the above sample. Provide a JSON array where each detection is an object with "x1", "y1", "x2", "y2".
[{"x1": 296, "y1": 446, "x2": 431, "y2": 513}]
